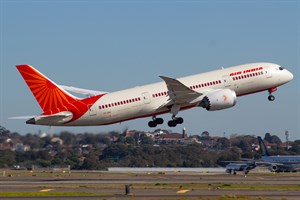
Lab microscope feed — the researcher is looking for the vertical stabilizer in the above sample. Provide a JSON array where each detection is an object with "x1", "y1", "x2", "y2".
[
  {"x1": 257, "y1": 136, "x2": 270, "y2": 156},
  {"x1": 16, "y1": 65, "x2": 78, "y2": 114}
]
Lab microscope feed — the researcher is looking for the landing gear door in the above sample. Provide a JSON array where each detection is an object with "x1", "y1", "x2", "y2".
[
  {"x1": 222, "y1": 75, "x2": 231, "y2": 87},
  {"x1": 141, "y1": 92, "x2": 151, "y2": 104}
]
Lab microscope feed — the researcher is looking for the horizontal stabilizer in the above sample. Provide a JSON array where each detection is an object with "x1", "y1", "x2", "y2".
[
  {"x1": 26, "y1": 111, "x2": 73, "y2": 125},
  {"x1": 9, "y1": 116, "x2": 36, "y2": 120}
]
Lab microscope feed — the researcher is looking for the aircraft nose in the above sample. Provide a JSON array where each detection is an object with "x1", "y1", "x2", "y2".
[{"x1": 285, "y1": 70, "x2": 294, "y2": 82}]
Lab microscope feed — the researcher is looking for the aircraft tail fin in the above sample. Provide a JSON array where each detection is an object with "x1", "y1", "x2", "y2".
[
  {"x1": 257, "y1": 136, "x2": 270, "y2": 156},
  {"x1": 16, "y1": 65, "x2": 78, "y2": 114}
]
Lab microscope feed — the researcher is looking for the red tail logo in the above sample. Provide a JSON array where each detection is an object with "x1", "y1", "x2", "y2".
[{"x1": 16, "y1": 65, "x2": 77, "y2": 114}]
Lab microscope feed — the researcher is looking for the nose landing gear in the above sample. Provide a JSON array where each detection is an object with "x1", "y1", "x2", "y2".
[
  {"x1": 268, "y1": 95, "x2": 275, "y2": 101},
  {"x1": 268, "y1": 88, "x2": 277, "y2": 101}
]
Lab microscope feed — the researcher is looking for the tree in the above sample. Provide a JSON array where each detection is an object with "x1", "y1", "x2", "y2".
[
  {"x1": 96, "y1": 135, "x2": 111, "y2": 146},
  {"x1": 289, "y1": 140, "x2": 300, "y2": 154},
  {"x1": 0, "y1": 125, "x2": 10, "y2": 137},
  {"x1": 214, "y1": 137, "x2": 230, "y2": 150},
  {"x1": 140, "y1": 134, "x2": 154, "y2": 145},
  {"x1": 0, "y1": 150, "x2": 15, "y2": 168},
  {"x1": 125, "y1": 136, "x2": 136, "y2": 145},
  {"x1": 81, "y1": 151, "x2": 99, "y2": 170},
  {"x1": 201, "y1": 131, "x2": 210, "y2": 138},
  {"x1": 22, "y1": 134, "x2": 41, "y2": 149},
  {"x1": 264, "y1": 133, "x2": 272, "y2": 143},
  {"x1": 270, "y1": 135, "x2": 282, "y2": 144},
  {"x1": 60, "y1": 131, "x2": 76, "y2": 145}
]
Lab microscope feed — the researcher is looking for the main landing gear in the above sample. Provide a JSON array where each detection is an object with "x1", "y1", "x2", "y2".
[
  {"x1": 147, "y1": 115, "x2": 184, "y2": 128},
  {"x1": 148, "y1": 105, "x2": 184, "y2": 128},
  {"x1": 268, "y1": 88, "x2": 277, "y2": 101},
  {"x1": 167, "y1": 115, "x2": 184, "y2": 127},
  {"x1": 148, "y1": 116, "x2": 164, "y2": 128}
]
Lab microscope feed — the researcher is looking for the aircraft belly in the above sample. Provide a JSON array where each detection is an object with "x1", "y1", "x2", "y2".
[{"x1": 235, "y1": 79, "x2": 276, "y2": 96}]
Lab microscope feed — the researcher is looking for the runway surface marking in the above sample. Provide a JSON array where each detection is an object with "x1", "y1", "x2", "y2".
[
  {"x1": 176, "y1": 189, "x2": 190, "y2": 193},
  {"x1": 39, "y1": 189, "x2": 55, "y2": 192}
]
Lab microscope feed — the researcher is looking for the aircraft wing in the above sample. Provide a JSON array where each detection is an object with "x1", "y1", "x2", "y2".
[
  {"x1": 159, "y1": 76, "x2": 203, "y2": 104},
  {"x1": 60, "y1": 85, "x2": 107, "y2": 97}
]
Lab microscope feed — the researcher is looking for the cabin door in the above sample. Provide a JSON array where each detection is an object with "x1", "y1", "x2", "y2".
[{"x1": 141, "y1": 92, "x2": 151, "y2": 104}]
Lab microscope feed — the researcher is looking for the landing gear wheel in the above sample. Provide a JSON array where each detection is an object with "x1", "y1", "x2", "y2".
[
  {"x1": 168, "y1": 120, "x2": 177, "y2": 127},
  {"x1": 176, "y1": 117, "x2": 184, "y2": 124},
  {"x1": 155, "y1": 118, "x2": 164, "y2": 125},
  {"x1": 148, "y1": 116, "x2": 164, "y2": 127},
  {"x1": 268, "y1": 95, "x2": 275, "y2": 101},
  {"x1": 148, "y1": 121, "x2": 157, "y2": 128}
]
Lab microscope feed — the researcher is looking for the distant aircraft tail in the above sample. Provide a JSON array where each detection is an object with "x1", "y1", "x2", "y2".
[
  {"x1": 16, "y1": 65, "x2": 78, "y2": 114},
  {"x1": 257, "y1": 136, "x2": 270, "y2": 156}
]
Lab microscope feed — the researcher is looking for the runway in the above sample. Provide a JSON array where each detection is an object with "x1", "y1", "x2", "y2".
[{"x1": 0, "y1": 170, "x2": 300, "y2": 199}]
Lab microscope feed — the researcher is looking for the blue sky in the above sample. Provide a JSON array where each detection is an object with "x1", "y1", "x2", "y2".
[{"x1": 0, "y1": 0, "x2": 299, "y2": 141}]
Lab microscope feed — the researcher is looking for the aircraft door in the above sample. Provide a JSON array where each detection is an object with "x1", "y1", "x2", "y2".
[
  {"x1": 222, "y1": 75, "x2": 231, "y2": 87},
  {"x1": 88, "y1": 104, "x2": 97, "y2": 117},
  {"x1": 266, "y1": 67, "x2": 272, "y2": 78},
  {"x1": 141, "y1": 92, "x2": 151, "y2": 104}
]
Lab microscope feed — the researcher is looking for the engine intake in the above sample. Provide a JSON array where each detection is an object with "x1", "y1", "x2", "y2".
[
  {"x1": 199, "y1": 89, "x2": 237, "y2": 111},
  {"x1": 269, "y1": 164, "x2": 278, "y2": 172}
]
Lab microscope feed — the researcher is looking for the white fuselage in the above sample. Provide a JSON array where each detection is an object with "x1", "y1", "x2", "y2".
[
  {"x1": 260, "y1": 155, "x2": 300, "y2": 164},
  {"x1": 66, "y1": 62, "x2": 293, "y2": 126}
]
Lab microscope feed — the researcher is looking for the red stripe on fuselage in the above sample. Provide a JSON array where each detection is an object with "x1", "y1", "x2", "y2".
[
  {"x1": 100, "y1": 104, "x2": 197, "y2": 125},
  {"x1": 60, "y1": 94, "x2": 106, "y2": 123}
]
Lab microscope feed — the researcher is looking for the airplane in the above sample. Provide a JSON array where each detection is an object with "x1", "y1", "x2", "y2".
[
  {"x1": 15, "y1": 62, "x2": 293, "y2": 127},
  {"x1": 225, "y1": 162, "x2": 256, "y2": 175},
  {"x1": 257, "y1": 136, "x2": 300, "y2": 172}
]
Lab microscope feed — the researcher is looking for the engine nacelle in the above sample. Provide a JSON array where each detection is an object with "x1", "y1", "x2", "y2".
[
  {"x1": 269, "y1": 164, "x2": 278, "y2": 172},
  {"x1": 199, "y1": 89, "x2": 237, "y2": 111}
]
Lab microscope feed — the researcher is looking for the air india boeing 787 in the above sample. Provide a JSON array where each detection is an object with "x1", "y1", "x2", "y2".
[{"x1": 16, "y1": 63, "x2": 293, "y2": 127}]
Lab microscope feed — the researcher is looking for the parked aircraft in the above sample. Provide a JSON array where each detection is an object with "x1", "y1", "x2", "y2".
[
  {"x1": 258, "y1": 136, "x2": 300, "y2": 172},
  {"x1": 225, "y1": 162, "x2": 256, "y2": 175},
  {"x1": 16, "y1": 63, "x2": 293, "y2": 127}
]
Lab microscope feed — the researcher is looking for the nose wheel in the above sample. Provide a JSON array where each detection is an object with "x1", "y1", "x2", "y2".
[
  {"x1": 148, "y1": 116, "x2": 164, "y2": 128},
  {"x1": 268, "y1": 95, "x2": 275, "y2": 101}
]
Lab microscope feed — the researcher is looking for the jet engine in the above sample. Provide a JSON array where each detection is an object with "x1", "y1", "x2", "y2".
[
  {"x1": 269, "y1": 164, "x2": 278, "y2": 172},
  {"x1": 199, "y1": 89, "x2": 237, "y2": 111}
]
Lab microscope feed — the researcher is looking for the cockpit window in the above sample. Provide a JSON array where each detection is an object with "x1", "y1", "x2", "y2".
[{"x1": 279, "y1": 67, "x2": 284, "y2": 70}]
